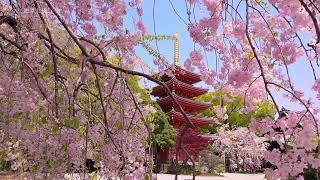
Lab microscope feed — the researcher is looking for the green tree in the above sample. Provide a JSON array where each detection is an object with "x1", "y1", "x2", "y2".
[
  {"x1": 128, "y1": 76, "x2": 176, "y2": 149},
  {"x1": 152, "y1": 107, "x2": 176, "y2": 149},
  {"x1": 195, "y1": 91, "x2": 275, "y2": 133}
]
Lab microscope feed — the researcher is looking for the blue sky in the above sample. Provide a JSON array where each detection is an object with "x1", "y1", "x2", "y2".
[
  {"x1": 128, "y1": 0, "x2": 195, "y2": 67},
  {"x1": 122, "y1": 0, "x2": 319, "y2": 111}
]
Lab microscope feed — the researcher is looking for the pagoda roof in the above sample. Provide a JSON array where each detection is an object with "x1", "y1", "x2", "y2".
[
  {"x1": 157, "y1": 93, "x2": 211, "y2": 113},
  {"x1": 167, "y1": 109, "x2": 215, "y2": 127},
  {"x1": 151, "y1": 78, "x2": 208, "y2": 98},
  {"x1": 158, "y1": 65, "x2": 202, "y2": 84}
]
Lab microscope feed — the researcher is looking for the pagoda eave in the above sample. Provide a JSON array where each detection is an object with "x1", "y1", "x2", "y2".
[
  {"x1": 157, "y1": 65, "x2": 202, "y2": 84},
  {"x1": 167, "y1": 110, "x2": 215, "y2": 127},
  {"x1": 157, "y1": 94, "x2": 211, "y2": 113},
  {"x1": 151, "y1": 78, "x2": 208, "y2": 98}
]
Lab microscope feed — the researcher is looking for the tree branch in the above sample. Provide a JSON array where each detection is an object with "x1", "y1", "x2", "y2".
[{"x1": 245, "y1": 0, "x2": 280, "y2": 114}]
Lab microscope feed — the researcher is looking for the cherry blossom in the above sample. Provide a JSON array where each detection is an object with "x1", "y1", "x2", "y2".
[{"x1": 1, "y1": 0, "x2": 320, "y2": 179}]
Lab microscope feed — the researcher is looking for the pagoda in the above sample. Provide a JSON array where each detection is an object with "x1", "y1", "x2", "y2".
[{"x1": 151, "y1": 33, "x2": 214, "y2": 162}]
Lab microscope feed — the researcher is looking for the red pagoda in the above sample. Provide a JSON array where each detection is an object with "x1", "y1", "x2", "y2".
[{"x1": 151, "y1": 33, "x2": 214, "y2": 162}]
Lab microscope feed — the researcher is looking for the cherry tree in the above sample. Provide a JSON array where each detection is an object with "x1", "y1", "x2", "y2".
[
  {"x1": 183, "y1": 0, "x2": 320, "y2": 179},
  {"x1": 1, "y1": 0, "x2": 320, "y2": 180},
  {"x1": 0, "y1": 0, "x2": 197, "y2": 179},
  {"x1": 0, "y1": 0, "x2": 159, "y2": 179},
  {"x1": 212, "y1": 125, "x2": 265, "y2": 172}
]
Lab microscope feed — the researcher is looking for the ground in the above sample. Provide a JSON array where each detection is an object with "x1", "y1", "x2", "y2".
[
  {"x1": 155, "y1": 173, "x2": 265, "y2": 180},
  {"x1": 0, "y1": 173, "x2": 266, "y2": 179}
]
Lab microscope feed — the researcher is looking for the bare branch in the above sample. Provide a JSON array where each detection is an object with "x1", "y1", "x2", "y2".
[{"x1": 299, "y1": 0, "x2": 320, "y2": 44}]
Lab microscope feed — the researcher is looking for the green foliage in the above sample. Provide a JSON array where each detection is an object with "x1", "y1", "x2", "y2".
[
  {"x1": 166, "y1": 163, "x2": 201, "y2": 175},
  {"x1": 214, "y1": 163, "x2": 225, "y2": 173},
  {"x1": 0, "y1": 160, "x2": 11, "y2": 171},
  {"x1": 253, "y1": 100, "x2": 276, "y2": 120},
  {"x1": 152, "y1": 109, "x2": 176, "y2": 149},
  {"x1": 137, "y1": 34, "x2": 173, "y2": 62},
  {"x1": 127, "y1": 76, "x2": 176, "y2": 149},
  {"x1": 64, "y1": 117, "x2": 80, "y2": 130},
  {"x1": 166, "y1": 162, "x2": 177, "y2": 174},
  {"x1": 140, "y1": 34, "x2": 174, "y2": 42},
  {"x1": 303, "y1": 166, "x2": 319, "y2": 180},
  {"x1": 228, "y1": 111, "x2": 251, "y2": 127},
  {"x1": 195, "y1": 165, "x2": 205, "y2": 174},
  {"x1": 40, "y1": 116, "x2": 48, "y2": 124},
  {"x1": 144, "y1": 175, "x2": 150, "y2": 180},
  {"x1": 51, "y1": 123, "x2": 60, "y2": 133},
  {"x1": 138, "y1": 42, "x2": 162, "y2": 60},
  {"x1": 90, "y1": 171, "x2": 97, "y2": 180},
  {"x1": 195, "y1": 91, "x2": 275, "y2": 132},
  {"x1": 199, "y1": 124, "x2": 220, "y2": 134},
  {"x1": 127, "y1": 76, "x2": 153, "y2": 106},
  {"x1": 198, "y1": 150, "x2": 224, "y2": 174}
]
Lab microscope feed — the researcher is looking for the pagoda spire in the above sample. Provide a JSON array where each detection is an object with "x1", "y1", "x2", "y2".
[{"x1": 174, "y1": 32, "x2": 179, "y2": 65}]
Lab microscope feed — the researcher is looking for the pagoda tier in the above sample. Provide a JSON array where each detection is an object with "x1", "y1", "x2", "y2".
[
  {"x1": 167, "y1": 109, "x2": 215, "y2": 127},
  {"x1": 157, "y1": 93, "x2": 211, "y2": 113},
  {"x1": 159, "y1": 65, "x2": 202, "y2": 84},
  {"x1": 153, "y1": 33, "x2": 213, "y2": 163},
  {"x1": 151, "y1": 78, "x2": 208, "y2": 98}
]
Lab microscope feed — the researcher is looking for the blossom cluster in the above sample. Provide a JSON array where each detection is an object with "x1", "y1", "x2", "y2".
[
  {"x1": 250, "y1": 112, "x2": 320, "y2": 179},
  {"x1": 212, "y1": 126, "x2": 265, "y2": 171}
]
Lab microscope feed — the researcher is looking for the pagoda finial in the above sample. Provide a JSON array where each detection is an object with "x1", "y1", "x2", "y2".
[{"x1": 174, "y1": 32, "x2": 179, "y2": 65}]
